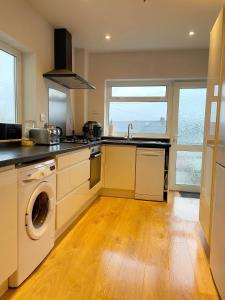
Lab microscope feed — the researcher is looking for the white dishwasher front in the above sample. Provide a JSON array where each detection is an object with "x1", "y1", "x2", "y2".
[{"x1": 135, "y1": 148, "x2": 165, "y2": 201}]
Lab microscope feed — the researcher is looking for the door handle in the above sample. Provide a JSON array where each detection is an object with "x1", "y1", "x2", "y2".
[{"x1": 172, "y1": 135, "x2": 180, "y2": 143}]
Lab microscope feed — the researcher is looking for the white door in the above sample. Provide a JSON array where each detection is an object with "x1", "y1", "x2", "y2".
[
  {"x1": 210, "y1": 163, "x2": 225, "y2": 299},
  {"x1": 170, "y1": 82, "x2": 207, "y2": 192}
]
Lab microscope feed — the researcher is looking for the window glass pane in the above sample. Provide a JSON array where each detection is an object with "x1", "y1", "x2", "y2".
[
  {"x1": 177, "y1": 88, "x2": 206, "y2": 145},
  {"x1": 176, "y1": 151, "x2": 203, "y2": 186},
  {"x1": 109, "y1": 102, "x2": 167, "y2": 134},
  {"x1": 214, "y1": 84, "x2": 219, "y2": 97},
  {"x1": 0, "y1": 49, "x2": 16, "y2": 123},
  {"x1": 111, "y1": 86, "x2": 167, "y2": 97}
]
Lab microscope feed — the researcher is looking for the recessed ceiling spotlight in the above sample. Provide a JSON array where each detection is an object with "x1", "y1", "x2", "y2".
[
  {"x1": 189, "y1": 31, "x2": 195, "y2": 36},
  {"x1": 105, "y1": 34, "x2": 111, "y2": 40}
]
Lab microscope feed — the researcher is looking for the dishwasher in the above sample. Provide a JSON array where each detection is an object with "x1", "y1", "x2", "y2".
[{"x1": 135, "y1": 148, "x2": 165, "y2": 201}]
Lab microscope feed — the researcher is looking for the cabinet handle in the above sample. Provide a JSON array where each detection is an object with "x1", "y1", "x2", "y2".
[
  {"x1": 141, "y1": 154, "x2": 161, "y2": 157},
  {"x1": 90, "y1": 152, "x2": 102, "y2": 159}
]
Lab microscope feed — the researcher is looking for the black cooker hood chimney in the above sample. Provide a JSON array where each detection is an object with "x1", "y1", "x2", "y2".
[{"x1": 43, "y1": 28, "x2": 95, "y2": 89}]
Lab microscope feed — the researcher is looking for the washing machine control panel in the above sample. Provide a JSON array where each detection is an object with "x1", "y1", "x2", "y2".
[{"x1": 24, "y1": 165, "x2": 55, "y2": 182}]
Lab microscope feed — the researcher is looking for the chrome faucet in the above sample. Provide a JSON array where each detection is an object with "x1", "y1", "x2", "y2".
[{"x1": 127, "y1": 123, "x2": 133, "y2": 140}]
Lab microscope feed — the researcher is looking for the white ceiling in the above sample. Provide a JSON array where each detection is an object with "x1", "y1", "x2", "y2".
[{"x1": 27, "y1": 0, "x2": 225, "y2": 52}]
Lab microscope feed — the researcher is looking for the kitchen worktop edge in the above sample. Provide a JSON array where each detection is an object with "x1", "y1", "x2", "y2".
[{"x1": 0, "y1": 138, "x2": 170, "y2": 168}]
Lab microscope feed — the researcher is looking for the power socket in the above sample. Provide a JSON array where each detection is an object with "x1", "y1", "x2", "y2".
[{"x1": 40, "y1": 113, "x2": 46, "y2": 123}]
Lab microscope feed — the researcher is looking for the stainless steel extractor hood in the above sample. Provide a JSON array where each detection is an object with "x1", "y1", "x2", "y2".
[{"x1": 43, "y1": 28, "x2": 95, "y2": 90}]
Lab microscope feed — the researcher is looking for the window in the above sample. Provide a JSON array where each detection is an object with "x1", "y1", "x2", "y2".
[
  {"x1": 106, "y1": 82, "x2": 169, "y2": 137},
  {"x1": 111, "y1": 86, "x2": 167, "y2": 97},
  {"x1": 177, "y1": 88, "x2": 207, "y2": 145},
  {"x1": 0, "y1": 42, "x2": 20, "y2": 123}
]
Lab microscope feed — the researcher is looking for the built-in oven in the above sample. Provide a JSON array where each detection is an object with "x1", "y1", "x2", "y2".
[{"x1": 90, "y1": 145, "x2": 101, "y2": 189}]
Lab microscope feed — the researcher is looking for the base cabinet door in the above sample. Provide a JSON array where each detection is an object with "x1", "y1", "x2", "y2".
[
  {"x1": 0, "y1": 168, "x2": 17, "y2": 284},
  {"x1": 104, "y1": 145, "x2": 136, "y2": 191}
]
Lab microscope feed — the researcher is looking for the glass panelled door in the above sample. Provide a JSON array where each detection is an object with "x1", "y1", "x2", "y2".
[{"x1": 170, "y1": 82, "x2": 207, "y2": 192}]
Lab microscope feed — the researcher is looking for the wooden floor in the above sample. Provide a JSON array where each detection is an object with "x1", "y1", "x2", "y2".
[{"x1": 3, "y1": 194, "x2": 218, "y2": 300}]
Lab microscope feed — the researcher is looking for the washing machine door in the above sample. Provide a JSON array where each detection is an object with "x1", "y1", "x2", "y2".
[{"x1": 26, "y1": 181, "x2": 55, "y2": 240}]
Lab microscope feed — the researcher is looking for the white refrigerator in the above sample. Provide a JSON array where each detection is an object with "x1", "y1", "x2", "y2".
[{"x1": 210, "y1": 84, "x2": 225, "y2": 299}]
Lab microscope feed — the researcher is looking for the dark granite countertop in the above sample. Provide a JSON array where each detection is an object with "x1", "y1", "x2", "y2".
[
  {"x1": 0, "y1": 138, "x2": 170, "y2": 168},
  {"x1": 101, "y1": 137, "x2": 171, "y2": 149},
  {"x1": 0, "y1": 143, "x2": 90, "y2": 167}
]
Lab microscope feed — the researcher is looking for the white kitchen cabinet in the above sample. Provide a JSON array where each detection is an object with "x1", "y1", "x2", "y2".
[
  {"x1": 57, "y1": 167, "x2": 71, "y2": 201},
  {"x1": 56, "y1": 148, "x2": 90, "y2": 171},
  {"x1": 0, "y1": 167, "x2": 17, "y2": 284},
  {"x1": 56, "y1": 148, "x2": 92, "y2": 236},
  {"x1": 57, "y1": 159, "x2": 90, "y2": 200},
  {"x1": 200, "y1": 145, "x2": 214, "y2": 243},
  {"x1": 199, "y1": 8, "x2": 225, "y2": 245},
  {"x1": 135, "y1": 148, "x2": 165, "y2": 201},
  {"x1": 104, "y1": 145, "x2": 136, "y2": 191},
  {"x1": 56, "y1": 181, "x2": 90, "y2": 232}
]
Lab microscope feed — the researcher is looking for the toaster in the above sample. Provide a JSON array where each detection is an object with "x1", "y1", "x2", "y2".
[{"x1": 29, "y1": 127, "x2": 61, "y2": 145}]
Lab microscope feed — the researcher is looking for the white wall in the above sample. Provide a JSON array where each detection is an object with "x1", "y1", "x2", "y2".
[
  {"x1": 0, "y1": 0, "x2": 54, "y2": 125},
  {"x1": 88, "y1": 49, "x2": 209, "y2": 129},
  {"x1": 0, "y1": 2, "x2": 210, "y2": 132}
]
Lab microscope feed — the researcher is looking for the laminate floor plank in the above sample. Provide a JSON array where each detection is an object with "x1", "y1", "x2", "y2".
[{"x1": 2, "y1": 194, "x2": 218, "y2": 300}]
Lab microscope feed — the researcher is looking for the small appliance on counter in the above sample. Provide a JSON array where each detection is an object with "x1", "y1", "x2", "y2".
[
  {"x1": 29, "y1": 125, "x2": 61, "y2": 145},
  {"x1": 82, "y1": 121, "x2": 102, "y2": 141},
  {"x1": 24, "y1": 120, "x2": 37, "y2": 138},
  {"x1": 0, "y1": 123, "x2": 22, "y2": 141}
]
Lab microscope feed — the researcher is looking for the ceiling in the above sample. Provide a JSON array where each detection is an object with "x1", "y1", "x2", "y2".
[{"x1": 27, "y1": 0, "x2": 225, "y2": 52}]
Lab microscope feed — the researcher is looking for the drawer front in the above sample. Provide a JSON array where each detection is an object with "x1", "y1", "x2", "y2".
[
  {"x1": 57, "y1": 148, "x2": 90, "y2": 170},
  {"x1": 57, "y1": 153, "x2": 71, "y2": 170},
  {"x1": 70, "y1": 159, "x2": 90, "y2": 190},
  {"x1": 57, "y1": 159, "x2": 90, "y2": 201},
  {"x1": 69, "y1": 149, "x2": 90, "y2": 166},
  {"x1": 56, "y1": 181, "x2": 90, "y2": 230},
  {"x1": 57, "y1": 168, "x2": 71, "y2": 201}
]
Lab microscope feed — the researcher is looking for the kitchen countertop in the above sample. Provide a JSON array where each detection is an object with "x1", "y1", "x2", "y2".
[
  {"x1": 0, "y1": 138, "x2": 170, "y2": 168},
  {"x1": 101, "y1": 138, "x2": 171, "y2": 148},
  {"x1": 0, "y1": 143, "x2": 90, "y2": 168}
]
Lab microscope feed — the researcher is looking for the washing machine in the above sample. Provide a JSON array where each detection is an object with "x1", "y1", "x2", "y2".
[{"x1": 9, "y1": 159, "x2": 56, "y2": 287}]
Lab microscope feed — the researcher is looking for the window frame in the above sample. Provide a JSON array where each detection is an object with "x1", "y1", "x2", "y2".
[
  {"x1": 105, "y1": 80, "x2": 173, "y2": 138},
  {"x1": 0, "y1": 40, "x2": 22, "y2": 124}
]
